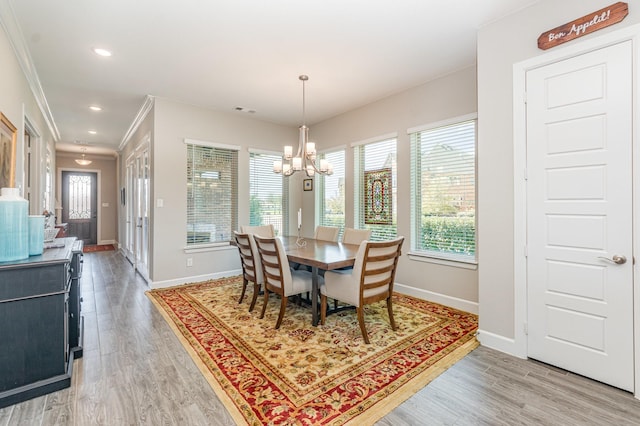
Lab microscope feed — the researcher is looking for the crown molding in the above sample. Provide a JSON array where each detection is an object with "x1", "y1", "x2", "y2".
[
  {"x1": 119, "y1": 95, "x2": 154, "y2": 151},
  {"x1": 0, "y1": 0, "x2": 60, "y2": 141}
]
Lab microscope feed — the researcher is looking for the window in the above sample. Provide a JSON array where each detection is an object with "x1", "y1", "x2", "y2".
[
  {"x1": 317, "y1": 149, "x2": 345, "y2": 238},
  {"x1": 354, "y1": 136, "x2": 397, "y2": 241},
  {"x1": 410, "y1": 117, "x2": 476, "y2": 261},
  {"x1": 249, "y1": 151, "x2": 289, "y2": 236},
  {"x1": 186, "y1": 141, "x2": 238, "y2": 245},
  {"x1": 68, "y1": 174, "x2": 92, "y2": 219}
]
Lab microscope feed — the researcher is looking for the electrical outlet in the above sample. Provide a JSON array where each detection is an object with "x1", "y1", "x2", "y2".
[{"x1": 186, "y1": 258, "x2": 193, "y2": 267}]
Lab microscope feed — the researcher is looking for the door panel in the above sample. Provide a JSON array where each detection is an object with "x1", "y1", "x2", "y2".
[
  {"x1": 526, "y1": 41, "x2": 633, "y2": 391},
  {"x1": 61, "y1": 171, "x2": 97, "y2": 245}
]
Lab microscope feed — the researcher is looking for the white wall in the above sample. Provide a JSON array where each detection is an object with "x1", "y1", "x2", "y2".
[
  {"x1": 477, "y1": 0, "x2": 640, "y2": 346},
  {"x1": 311, "y1": 66, "x2": 478, "y2": 310},
  {"x1": 149, "y1": 98, "x2": 298, "y2": 286},
  {"x1": 0, "y1": 16, "x2": 57, "y2": 210}
]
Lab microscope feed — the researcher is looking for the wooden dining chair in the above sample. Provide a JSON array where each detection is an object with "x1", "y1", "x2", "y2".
[
  {"x1": 241, "y1": 224, "x2": 275, "y2": 238},
  {"x1": 341, "y1": 228, "x2": 372, "y2": 245},
  {"x1": 237, "y1": 224, "x2": 274, "y2": 308},
  {"x1": 320, "y1": 237, "x2": 404, "y2": 344},
  {"x1": 253, "y1": 235, "x2": 318, "y2": 329},
  {"x1": 323, "y1": 227, "x2": 373, "y2": 309},
  {"x1": 314, "y1": 226, "x2": 340, "y2": 242},
  {"x1": 233, "y1": 231, "x2": 263, "y2": 312}
]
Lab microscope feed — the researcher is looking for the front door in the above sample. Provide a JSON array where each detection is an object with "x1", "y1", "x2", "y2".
[
  {"x1": 526, "y1": 41, "x2": 633, "y2": 391},
  {"x1": 62, "y1": 171, "x2": 98, "y2": 245}
]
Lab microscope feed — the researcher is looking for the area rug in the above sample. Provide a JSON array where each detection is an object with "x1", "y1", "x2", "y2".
[
  {"x1": 83, "y1": 244, "x2": 115, "y2": 253},
  {"x1": 147, "y1": 276, "x2": 478, "y2": 425}
]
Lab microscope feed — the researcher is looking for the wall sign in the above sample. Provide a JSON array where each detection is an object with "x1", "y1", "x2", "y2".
[{"x1": 538, "y1": 2, "x2": 628, "y2": 50}]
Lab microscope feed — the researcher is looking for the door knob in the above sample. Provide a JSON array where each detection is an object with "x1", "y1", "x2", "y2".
[{"x1": 597, "y1": 255, "x2": 627, "y2": 265}]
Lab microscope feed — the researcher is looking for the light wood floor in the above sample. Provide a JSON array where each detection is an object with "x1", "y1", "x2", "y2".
[{"x1": 1, "y1": 250, "x2": 639, "y2": 425}]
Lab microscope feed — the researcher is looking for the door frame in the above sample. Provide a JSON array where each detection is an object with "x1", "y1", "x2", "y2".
[
  {"x1": 124, "y1": 134, "x2": 150, "y2": 283},
  {"x1": 513, "y1": 24, "x2": 640, "y2": 398},
  {"x1": 57, "y1": 166, "x2": 102, "y2": 244},
  {"x1": 23, "y1": 115, "x2": 42, "y2": 214}
]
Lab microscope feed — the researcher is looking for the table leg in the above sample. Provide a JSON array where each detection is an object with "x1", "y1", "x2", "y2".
[{"x1": 311, "y1": 266, "x2": 319, "y2": 326}]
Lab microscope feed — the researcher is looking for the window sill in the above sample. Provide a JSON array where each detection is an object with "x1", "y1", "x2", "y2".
[
  {"x1": 184, "y1": 243, "x2": 235, "y2": 254},
  {"x1": 407, "y1": 252, "x2": 478, "y2": 270}
]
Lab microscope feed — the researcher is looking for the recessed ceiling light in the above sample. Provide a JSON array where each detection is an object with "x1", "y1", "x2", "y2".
[
  {"x1": 93, "y1": 48, "x2": 112, "y2": 57},
  {"x1": 88, "y1": 130, "x2": 97, "y2": 135},
  {"x1": 89, "y1": 105, "x2": 102, "y2": 111}
]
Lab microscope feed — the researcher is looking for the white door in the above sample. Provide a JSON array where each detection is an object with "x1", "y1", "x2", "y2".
[
  {"x1": 125, "y1": 156, "x2": 135, "y2": 263},
  {"x1": 526, "y1": 41, "x2": 633, "y2": 392},
  {"x1": 135, "y1": 147, "x2": 150, "y2": 281},
  {"x1": 125, "y1": 144, "x2": 150, "y2": 282}
]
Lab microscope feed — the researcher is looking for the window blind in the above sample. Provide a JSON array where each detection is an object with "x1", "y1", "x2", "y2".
[
  {"x1": 354, "y1": 138, "x2": 397, "y2": 241},
  {"x1": 317, "y1": 149, "x2": 345, "y2": 239},
  {"x1": 249, "y1": 151, "x2": 289, "y2": 236},
  {"x1": 186, "y1": 143, "x2": 238, "y2": 245},
  {"x1": 410, "y1": 119, "x2": 476, "y2": 260}
]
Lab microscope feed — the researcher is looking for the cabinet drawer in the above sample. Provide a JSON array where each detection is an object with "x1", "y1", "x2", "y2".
[
  {"x1": 0, "y1": 263, "x2": 69, "y2": 302},
  {"x1": 0, "y1": 293, "x2": 67, "y2": 391}
]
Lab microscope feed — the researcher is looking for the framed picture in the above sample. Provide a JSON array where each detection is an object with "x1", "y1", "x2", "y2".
[
  {"x1": 0, "y1": 113, "x2": 17, "y2": 190},
  {"x1": 303, "y1": 178, "x2": 313, "y2": 191}
]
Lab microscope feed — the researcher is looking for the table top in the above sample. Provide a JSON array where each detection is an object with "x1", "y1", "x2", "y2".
[
  {"x1": 0, "y1": 237, "x2": 77, "y2": 269},
  {"x1": 279, "y1": 236, "x2": 359, "y2": 270}
]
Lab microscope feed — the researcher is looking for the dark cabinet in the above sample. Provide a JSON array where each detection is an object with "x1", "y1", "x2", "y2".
[
  {"x1": 69, "y1": 240, "x2": 83, "y2": 356},
  {"x1": 0, "y1": 238, "x2": 80, "y2": 408}
]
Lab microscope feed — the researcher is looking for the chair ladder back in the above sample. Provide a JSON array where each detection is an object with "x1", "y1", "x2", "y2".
[
  {"x1": 235, "y1": 233, "x2": 257, "y2": 282},
  {"x1": 359, "y1": 238, "x2": 404, "y2": 298},
  {"x1": 254, "y1": 236, "x2": 285, "y2": 293}
]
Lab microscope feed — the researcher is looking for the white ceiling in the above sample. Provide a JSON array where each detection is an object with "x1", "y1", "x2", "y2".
[{"x1": 5, "y1": 0, "x2": 538, "y2": 154}]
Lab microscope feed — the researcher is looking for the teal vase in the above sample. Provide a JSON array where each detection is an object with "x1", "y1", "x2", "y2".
[
  {"x1": 28, "y1": 215, "x2": 45, "y2": 256},
  {"x1": 0, "y1": 187, "x2": 29, "y2": 262}
]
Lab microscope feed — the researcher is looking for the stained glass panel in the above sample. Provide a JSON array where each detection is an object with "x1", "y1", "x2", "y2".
[
  {"x1": 364, "y1": 168, "x2": 392, "y2": 225},
  {"x1": 68, "y1": 175, "x2": 92, "y2": 219}
]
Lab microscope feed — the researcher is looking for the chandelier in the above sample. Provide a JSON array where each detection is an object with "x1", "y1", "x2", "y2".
[
  {"x1": 75, "y1": 147, "x2": 92, "y2": 166},
  {"x1": 273, "y1": 75, "x2": 333, "y2": 177}
]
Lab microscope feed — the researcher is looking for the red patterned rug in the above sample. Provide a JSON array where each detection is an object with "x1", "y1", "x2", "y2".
[
  {"x1": 83, "y1": 244, "x2": 115, "y2": 253},
  {"x1": 147, "y1": 276, "x2": 478, "y2": 425}
]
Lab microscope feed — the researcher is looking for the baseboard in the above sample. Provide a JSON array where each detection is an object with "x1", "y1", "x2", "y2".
[
  {"x1": 97, "y1": 239, "x2": 117, "y2": 245},
  {"x1": 476, "y1": 329, "x2": 526, "y2": 358},
  {"x1": 150, "y1": 269, "x2": 242, "y2": 289},
  {"x1": 394, "y1": 282, "x2": 478, "y2": 315}
]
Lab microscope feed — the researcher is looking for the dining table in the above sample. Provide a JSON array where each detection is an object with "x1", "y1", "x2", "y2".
[{"x1": 279, "y1": 235, "x2": 360, "y2": 326}]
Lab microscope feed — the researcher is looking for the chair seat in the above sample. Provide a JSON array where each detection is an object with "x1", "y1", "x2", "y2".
[
  {"x1": 288, "y1": 269, "x2": 318, "y2": 295},
  {"x1": 321, "y1": 270, "x2": 359, "y2": 306}
]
